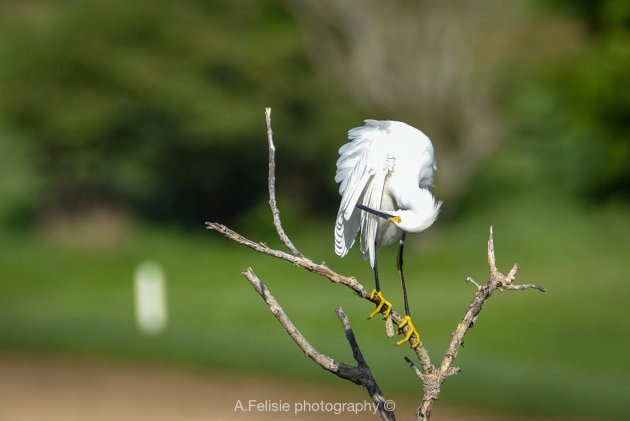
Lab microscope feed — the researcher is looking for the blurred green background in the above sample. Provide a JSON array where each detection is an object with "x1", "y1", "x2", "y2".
[{"x1": 1, "y1": 0, "x2": 629, "y2": 419}]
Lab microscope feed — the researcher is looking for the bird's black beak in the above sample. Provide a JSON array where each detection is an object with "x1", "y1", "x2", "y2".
[{"x1": 356, "y1": 204, "x2": 401, "y2": 223}]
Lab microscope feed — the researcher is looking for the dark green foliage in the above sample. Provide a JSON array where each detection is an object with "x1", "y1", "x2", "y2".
[
  {"x1": 1, "y1": 0, "x2": 628, "y2": 229},
  {"x1": 0, "y1": 0, "x2": 355, "y2": 226},
  {"x1": 508, "y1": 0, "x2": 630, "y2": 201}
]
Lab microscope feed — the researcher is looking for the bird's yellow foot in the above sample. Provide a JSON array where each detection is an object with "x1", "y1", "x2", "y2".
[
  {"x1": 368, "y1": 290, "x2": 393, "y2": 319},
  {"x1": 397, "y1": 315, "x2": 421, "y2": 348}
]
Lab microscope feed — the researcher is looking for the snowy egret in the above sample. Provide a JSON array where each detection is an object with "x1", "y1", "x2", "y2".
[{"x1": 334, "y1": 120, "x2": 441, "y2": 348}]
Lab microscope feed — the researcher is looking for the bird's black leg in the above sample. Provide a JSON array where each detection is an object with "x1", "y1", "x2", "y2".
[
  {"x1": 368, "y1": 242, "x2": 392, "y2": 319},
  {"x1": 373, "y1": 245, "x2": 381, "y2": 292},
  {"x1": 396, "y1": 232, "x2": 421, "y2": 348},
  {"x1": 398, "y1": 233, "x2": 411, "y2": 316}
]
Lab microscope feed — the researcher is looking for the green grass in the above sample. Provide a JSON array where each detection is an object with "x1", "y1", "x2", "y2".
[{"x1": 1, "y1": 194, "x2": 629, "y2": 420}]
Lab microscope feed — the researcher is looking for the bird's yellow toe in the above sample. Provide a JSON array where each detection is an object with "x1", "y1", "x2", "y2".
[
  {"x1": 368, "y1": 290, "x2": 393, "y2": 319},
  {"x1": 397, "y1": 315, "x2": 421, "y2": 348}
]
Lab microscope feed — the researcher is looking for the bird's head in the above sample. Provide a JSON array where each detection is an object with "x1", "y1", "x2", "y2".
[
  {"x1": 388, "y1": 205, "x2": 440, "y2": 233},
  {"x1": 388, "y1": 190, "x2": 442, "y2": 233},
  {"x1": 356, "y1": 194, "x2": 441, "y2": 233}
]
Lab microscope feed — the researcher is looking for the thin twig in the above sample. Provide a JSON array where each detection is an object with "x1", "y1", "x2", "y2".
[
  {"x1": 404, "y1": 356, "x2": 425, "y2": 381},
  {"x1": 466, "y1": 276, "x2": 482, "y2": 290},
  {"x1": 504, "y1": 283, "x2": 546, "y2": 292},
  {"x1": 265, "y1": 107, "x2": 302, "y2": 257}
]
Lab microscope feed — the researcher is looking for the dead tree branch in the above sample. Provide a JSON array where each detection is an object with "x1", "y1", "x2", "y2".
[
  {"x1": 265, "y1": 107, "x2": 302, "y2": 257},
  {"x1": 206, "y1": 108, "x2": 545, "y2": 420},
  {"x1": 335, "y1": 307, "x2": 393, "y2": 420},
  {"x1": 411, "y1": 225, "x2": 546, "y2": 420},
  {"x1": 207, "y1": 220, "x2": 434, "y2": 373},
  {"x1": 243, "y1": 267, "x2": 395, "y2": 420}
]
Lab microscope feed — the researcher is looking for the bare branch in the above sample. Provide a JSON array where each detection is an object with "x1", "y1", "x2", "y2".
[
  {"x1": 206, "y1": 222, "x2": 367, "y2": 296},
  {"x1": 265, "y1": 107, "x2": 302, "y2": 257},
  {"x1": 336, "y1": 308, "x2": 395, "y2": 421},
  {"x1": 336, "y1": 308, "x2": 367, "y2": 367},
  {"x1": 414, "y1": 226, "x2": 545, "y2": 420},
  {"x1": 243, "y1": 267, "x2": 395, "y2": 420},
  {"x1": 206, "y1": 220, "x2": 434, "y2": 373},
  {"x1": 243, "y1": 267, "x2": 342, "y2": 373}
]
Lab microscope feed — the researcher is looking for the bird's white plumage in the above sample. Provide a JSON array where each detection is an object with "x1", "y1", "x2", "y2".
[{"x1": 334, "y1": 120, "x2": 440, "y2": 267}]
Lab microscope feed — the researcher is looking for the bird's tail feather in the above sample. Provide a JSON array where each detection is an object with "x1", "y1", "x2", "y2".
[{"x1": 334, "y1": 209, "x2": 361, "y2": 258}]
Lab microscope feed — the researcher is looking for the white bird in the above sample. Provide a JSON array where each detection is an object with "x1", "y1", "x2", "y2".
[{"x1": 334, "y1": 120, "x2": 441, "y2": 348}]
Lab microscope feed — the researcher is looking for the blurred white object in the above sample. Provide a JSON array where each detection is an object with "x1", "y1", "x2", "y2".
[{"x1": 134, "y1": 261, "x2": 168, "y2": 335}]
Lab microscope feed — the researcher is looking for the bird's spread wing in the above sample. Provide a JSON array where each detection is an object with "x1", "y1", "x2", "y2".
[{"x1": 334, "y1": 120, "x2": 393, "y2": 266}]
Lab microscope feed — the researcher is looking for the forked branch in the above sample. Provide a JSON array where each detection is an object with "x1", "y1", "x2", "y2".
[
  {"x1": 412, "y1": 225, "x2": 545, "y2": 420},
  {"x1": 244, "y1": 267, "x2": 394, "y2": 420},
  {"x1": 206, "y1": 108, "x2": 545, "y2": 420}
]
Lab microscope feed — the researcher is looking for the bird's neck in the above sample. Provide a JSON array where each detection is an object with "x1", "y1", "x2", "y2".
[{"x1": 396, "y1": 187, "x2": 441, "y2": 233}]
